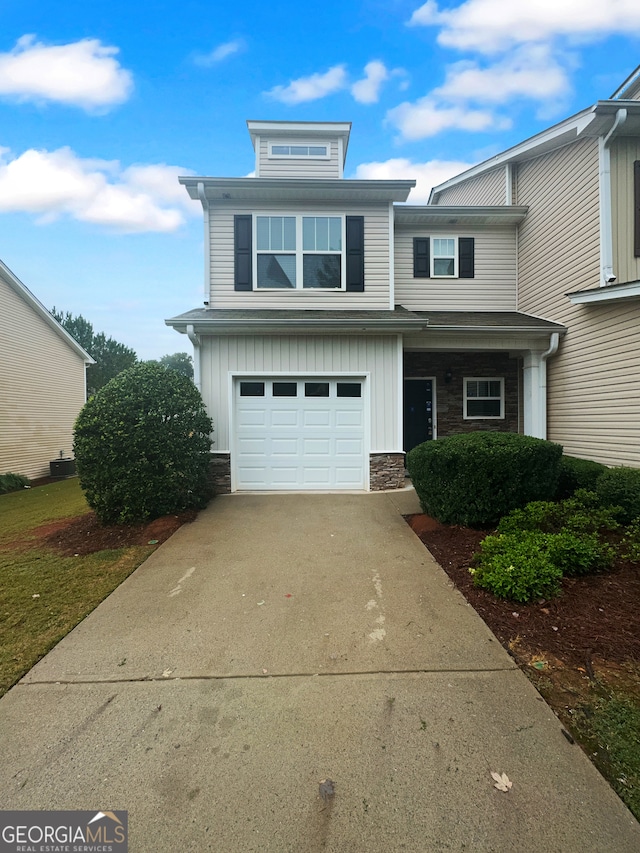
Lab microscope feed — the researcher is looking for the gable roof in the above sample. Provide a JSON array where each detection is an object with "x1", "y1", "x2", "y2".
[
  {"x1": 0, "y1": 259, "x2": 94, "y2": 364},
  {"x1": 429, "y1": 65, "x2": 640, "y2": 203}
]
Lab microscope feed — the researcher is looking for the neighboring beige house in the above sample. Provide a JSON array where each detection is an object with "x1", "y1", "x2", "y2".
[
  {"x1": 0, "y1": 259, "x2": 94, "y2": 480},
  {"x1": 167, "y1": 121, "x2": 563, "y2": 492},
  {"x1": 430, "y1": 67, "x2": 640, "y2": 469}
]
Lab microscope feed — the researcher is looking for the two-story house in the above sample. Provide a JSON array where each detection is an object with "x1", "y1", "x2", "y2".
[
  {"x1": 430, "y1": 66, "x2": 640, "y2": 471},
  {"x1": 166, "y1": 120, "x2": 564, "y2": 493}
]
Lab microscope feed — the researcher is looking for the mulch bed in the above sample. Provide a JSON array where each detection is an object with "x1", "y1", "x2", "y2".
[
  {"x1": 38, "y1": 509, "x2": 198, "y2": 556},
  {"x1": 406, "y1": 514, "x2": 640, "y2": 668}
]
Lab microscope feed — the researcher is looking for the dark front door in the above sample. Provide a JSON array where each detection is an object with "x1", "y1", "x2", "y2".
[{"x1": 403, "y1": 379, "x2": 434, "y2": 452}]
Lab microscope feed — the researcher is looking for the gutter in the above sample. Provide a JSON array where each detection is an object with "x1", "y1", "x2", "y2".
[
  {"x1": 197, "y1": 182, "x2": 210, "y2": 305},
  {"x1": 186, "y1": 324, "x2": 201, "y2": 392},
  {"x1": 599, "y1": 108, "x2": 627, "y2": 286},
  {"x1": 539, "y1": 332, "x2": 560, "y2": 439}
]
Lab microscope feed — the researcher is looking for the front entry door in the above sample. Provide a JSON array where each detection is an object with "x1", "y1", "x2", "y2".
[{"x1": 403, "y1": 379, "x2": 434, "y2": 452}]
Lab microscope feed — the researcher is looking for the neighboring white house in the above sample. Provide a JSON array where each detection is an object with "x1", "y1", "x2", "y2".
[
  {"x1": 0, "y1": 260, "x2": 94, "y2": 480},
  {"x1": 167, "y1": 120, "x2": 563, "y2": 492}
]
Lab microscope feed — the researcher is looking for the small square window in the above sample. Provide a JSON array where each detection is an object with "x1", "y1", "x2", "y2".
[
  {"x1": 240, "y1": 382, "x2": 265, "y2": 396},
  {"x1": 305, "y1": 382, "x2": 329, "y2": 397},
  {"x1": 273, "y1": 382, "x2": 298, "y2": 397},
  {"x1": 337, "y1": 383, "x2": 361, "y2": 398}
]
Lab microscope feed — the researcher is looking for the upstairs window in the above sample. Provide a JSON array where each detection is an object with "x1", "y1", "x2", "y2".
[
  {"x1": 432, "y1": 238, "x2": 456, "y2": 277},
  {"x1": 255, "y1": 215, "x2": 343, "y2": 289},
  {"x1": 269, "y1": 143, "x2": 329, "y2": 158},
  {"x1": 413, "y1": 237, "x2": 475, "y2": 279},
  {"x1": 464, "y1": 378, "x2": 504, "y2": 419}
]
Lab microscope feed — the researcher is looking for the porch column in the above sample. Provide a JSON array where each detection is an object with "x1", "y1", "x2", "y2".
[{"x1": 522, "y1": 350, "x2": 546, "y2": 439}]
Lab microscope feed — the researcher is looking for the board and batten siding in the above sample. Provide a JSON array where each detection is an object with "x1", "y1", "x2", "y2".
[
  {"x1": 610, "y1": 137, "x2": 640, "y2": 284},
  {"x1": 200, "y1": 334, "x2": 400, "y2": 453},
  {"x1": 208, "y1": 202, "x2": 391, "y2": 309},
  {"x1": 394, "y1": 225, "x2": 517, "y2": 310},
  {"x1": 257, "y1": 138, "x2": 341, "y2": 179},
  {"x1": 434, "y1": 168, "x2": 506, "y2": 205},
  {"x1": 0, "y1": 276, "x2": 87, "y2": 479}
]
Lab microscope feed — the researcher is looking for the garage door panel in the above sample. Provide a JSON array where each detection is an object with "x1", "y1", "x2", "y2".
[{"x1": 235, "y1": 378, "x2": 366, "y2": 490}]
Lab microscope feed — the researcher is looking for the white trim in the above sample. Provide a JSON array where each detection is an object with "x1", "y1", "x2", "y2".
[
  {"x1": 505, "y1": 163, "x2": 513, "y2": 205},
  {"x1": 463, "y1": 377, "x2": 505, "y2": 420},
  {"x1": 396, "y1": 335, "x2": 404, "y2": 451},
  {"x1": 568, "y1": 280, "x2": 640, "y2": 304},
  {"x1": 253, "y1": 212, "x2": 346, "y2": 291},
  {"x1": 431, "y1": 236, "x2": 458, "y2": 278},
  {"x1": 388, "y1": 201, "x2": 395, "y2": 309},
  {"x1": 338, "y1": 137, "x2": 344, "y2": 178},
  {"x1": 254, "y1": 135, "x2": 261, "y2": 177},
  {"x1": 197, "y1": 182, "x2": 210, "y2": 304}
]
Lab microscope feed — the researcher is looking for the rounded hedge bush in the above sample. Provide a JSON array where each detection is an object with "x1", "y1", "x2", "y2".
[
  {"x1": 74, "y1": 362, "x2": 213, "y2": 524},
  {"x1": 406, "y1": 431, "x2": 563, "y2": 526},
  {"x1": 556, "y1": 454, "x2": 607, "y2": 499}
]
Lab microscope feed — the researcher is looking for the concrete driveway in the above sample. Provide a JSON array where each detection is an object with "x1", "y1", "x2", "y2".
[{"x1": 1, "y1": 491, "x2": 639, "y2": 852}]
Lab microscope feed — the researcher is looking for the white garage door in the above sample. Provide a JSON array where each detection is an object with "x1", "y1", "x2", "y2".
[{"x1": 234, "y1": 377, "x2": 366, "y2": 490}]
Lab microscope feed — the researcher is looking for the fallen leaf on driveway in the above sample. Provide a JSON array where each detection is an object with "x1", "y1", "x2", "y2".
[{"x1": 491, "y1": 771, "x2": 513, "y2": 792}]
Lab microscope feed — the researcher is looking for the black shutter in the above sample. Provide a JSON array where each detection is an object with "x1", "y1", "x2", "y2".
[
  {"x1": 413, "y1": 238, "x2": 430, "y2": 278},
  {"x1": 635, "y1": 162, "x2": 640, "y2": 257},
  {"x1": 345, "y1": 216, "x2": 365, "y2": 292},
  {"x1": 459, "y1": 237, "x2": 475, "y2": 278},
  {"x1": 234, "y1": 215, "x2": 252, "y2": 291}
]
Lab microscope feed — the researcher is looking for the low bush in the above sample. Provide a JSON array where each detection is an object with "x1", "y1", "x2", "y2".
[
  {"x1": 596, "y1": 467, "x2": 640, "y2": 524},
  {"x1": 556, "y1": 455, "x2": 607, "y2": 499},
  {"x1": 620, "y1": 518, "x2": 640, "y2": 562},
  {"x1": 406, "y1": 432, "x2": 563, "y2": 526},
  {"x1": 471, "y1": 532, "x2": 563, "y2": 602},
  {"x1": 545, "y1": 530, "x2": 615, "y2": 576},
  {"x1": 498, "y1": 490, "x2": 621, "y2": 537},
  {"x1": 0, "y1": 472, "x2": 30, "y2": 494},
  {"x1": 74, "y1": 361, "x2": 213, "y2": 524}
]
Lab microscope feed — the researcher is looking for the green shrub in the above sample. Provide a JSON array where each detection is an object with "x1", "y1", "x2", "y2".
[
  {"x1": 595, "y1": 467, "x2": 640, "y2": 524},
  {"x1": 497, "y1": 500, "x2": 558, "y2": 534},
  {"x1": 620, "y1": 518, "x2": 640, "y2": 562},
  {"x1": 406, "y1": 432, "x2": 563, "y2": 526},
  {"x1": 471, "y1": 532, "x2": 563, "y2": 602},
  {"x1": 498, "y1": 490, "x2": 621, "y2": 537},
  {"x1": 0, "y1": 472, "x2": 30, "y2": 494},
  {"x1": 545, "y1": 530, "x2": 615, "y2": 576},
  {"x1": 556, "y1": 455, "x2": 607, "y2": 499},
  {"x1": 74, "y1": 362, "x2": 213, "y2": 524}
]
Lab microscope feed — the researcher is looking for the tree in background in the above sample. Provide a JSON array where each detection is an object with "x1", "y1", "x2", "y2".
[
  {"x1": 51, "y1": 308, "x2": 137, "y2": 396},
  {"x1": 155, "y1": 352, "x2": 193, "y2": 379}
]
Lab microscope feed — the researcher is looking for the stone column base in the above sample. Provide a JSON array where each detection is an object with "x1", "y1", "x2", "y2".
[
  {"x1": 369, "y1": 453, "x2": 406, "y2": 491},
  {"x1": 209, "y1": 454, "x2": 231, "y2": 494}
]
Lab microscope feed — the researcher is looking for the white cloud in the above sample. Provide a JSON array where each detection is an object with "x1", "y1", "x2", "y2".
[
  {"x1": 0, "y1": 35, "x2": 132, "y2": 109},
  {"x1": 408, "y1": 0, "x2": 640, "y2": 53},
  {"x1": 0, "y1": 147, "x2": 196, "y2": 232},
  {"x1": 354, "y1": 157, "x2": 475, "y2": 203},
  {"x1": 351, "y1": 61, "x2": 390, "y2": 104},
  {"x1": 266, "y1": 65, "x2": 347, "y2": 104},
  {"x1": 434, "y1": 45, "x2": 571, "y2": 104},
  {"x1": 194, "y1": 39, "x2": 245, "y2": 66},
  {"x1": 387, "y1": 97, "x2": 510, "y2": 140}
]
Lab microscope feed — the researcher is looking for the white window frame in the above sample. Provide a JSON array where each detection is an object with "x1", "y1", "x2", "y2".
[
  {"x1": 463, "y1": 377, "x2": 505, "y2": 420},
  {"x1": 431, "y1": 236, "x2": 458, "y2": 278},
  {"x1": 253, "y1": 213, "x2": 346, "y2": 291},
  {"x1": 268, "y1": 141, "x2": 330, "y2": 159}
]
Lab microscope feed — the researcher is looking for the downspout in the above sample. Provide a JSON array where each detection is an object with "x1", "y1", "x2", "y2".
[
  {"x1": 197, "y1": 182, "x2": 210, "y2": 305},
  {"x1": 186, "y1": 324, "x2": 201, "y2": 392},
  {"x1": 539, "y1": 332, "x2": 560, "y2": 440},
  {"x1": 599, "y1": 108, "x2": 627, "y2": 286}
]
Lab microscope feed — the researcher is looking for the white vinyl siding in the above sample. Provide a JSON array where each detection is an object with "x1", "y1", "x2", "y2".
[
  {"x1": 199, "y1": 334, "x2": 400, "y2": 454},
  {"x1": 434, "y1": 168, "x2": 507, "y2": 205},
  {"x1": 394, "y1": 225, "x2": 517, "y2": 310},
  {"x1": 0, "y1": 275, "x2": 88, "y2": 479},
  {"x1": 610, "y1": 137, "x2": 640, "y2": 284},
  {"x1": 209, "y1": 202, "x2": 391, "y2": 309},
  {"x1": 258, "y1": 138, "x2": 342, "y2": 179}
]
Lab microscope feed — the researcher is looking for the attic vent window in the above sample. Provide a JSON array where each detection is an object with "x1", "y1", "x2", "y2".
[{"x1": 269, "y1": 143, "x2": 329, "y2": 158}]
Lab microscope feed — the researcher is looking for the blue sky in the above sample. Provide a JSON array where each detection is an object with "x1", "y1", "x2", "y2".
[{"x1": 1, "y1": 0, "x2": 639, "y2": 359}]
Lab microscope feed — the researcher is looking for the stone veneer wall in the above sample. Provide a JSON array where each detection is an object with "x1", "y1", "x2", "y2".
[
  {"x1": 209, "y1": 454, "x2": 231, "y2": 494},
  {"x1": 404, "y1": 351, "x2": 520, "y2": 437},
  {"x1": 369, "y1": 453, "x2": 406, "y2": 491}
]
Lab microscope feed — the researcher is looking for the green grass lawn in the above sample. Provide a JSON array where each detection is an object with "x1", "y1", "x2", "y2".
[{"x1": 0, "y1": 479, "x2": 154, "y2": 696}]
